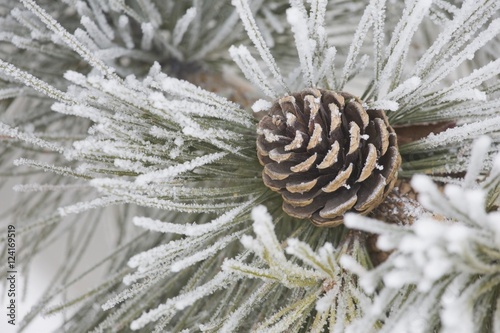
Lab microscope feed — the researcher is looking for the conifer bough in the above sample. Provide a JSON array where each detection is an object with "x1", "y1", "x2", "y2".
[{"x1": 257, "y1": 89, "x2": 401, "y2": 227}]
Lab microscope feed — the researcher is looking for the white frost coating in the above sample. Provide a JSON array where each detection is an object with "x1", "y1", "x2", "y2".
[
  {"x1": 140, "y1": 22, "x2": 154, "y2": 51},
  {"x1": 129, "y1": 272, "x2": 232, "y2": 330},
  {"x1": 378, "y1": 0, "x2": 432, "y2": 96},
  {"x1": 446, "y1": 58, "x2": 500, "y2": 96},
  {"x1": 154, "y1": 73, "x2": 251, "y2": 126},
  {"x1": 371, "y1": 0, "x2": 386, "y2": 86},
  {"x1": 384, "y1": 76, "x2": 421, "y2": 101},
  {"x1": 51, "y1": 103, "x2": 103, "y2": 123},
  {"x1": 0, "y1": 87, "x2": 23, "y2": 100},
  {"x1": 314, "y1": 46, "x2": 337, "y2": 88},
  {"x1": 239, "y1": 234, "x2": 264, "y2": 258},
  {"x1": 172, "y1": 7, "x2": 197, "y2": 47},
  {"x1": 170, "y1": 232, "x2": 243, "y2": 272},
  {"x1": 251, "y1": 99, "x2": 272, "y2": 113},
  {"x1": 192, "y1": 10, "x2": 240, "y2": 60},
  {"x1": 285, "y1": 239, "x2": 332, "y2": 277},
  {"x1": 218, "y1": 283, "x2": 273, "y2": 333},
  {"x1": 118, "y1": 15, "x2": 134, "y2": 49},
  {"x1": 133, "y1": 200, "x2": 253, "y2": 236},
  {"x1": 20, "y1": 0, "x2": 117, "y2": 79},
  {"x1": 414, "y1": 0, "x2": 478, "y2": 75},
  {"x1": 63, "y1": 70, "x2": 88, "y2": 85},
  {"x1": 251, "y1": 205, "x2": 286, "y2": 263},
  {"x1": 69, "y1": 138, "x2": 166, "y2": 165},
  {"x1": 440, "y1": 89, "x2": 487, "y2": 103},
  {"x1": 13, "y1": 158, "x2": 89, "y2": 179},
  {"x1": 13, "y1": 183, "x2": 89, "y2": 192},
  {"x1": 135, "y1": 152, "x2": 226, "y2": 185},
  {"x1": 441, "y1": 300, "x2": 474, "y2": 333},
  {"x1": 340, "y1": 0, "x2": 374, "y2": 88},
  {"x1": 414, "y1": 116, "x2": 500, "y2": 150},
  {"x1": 81, "y1": 16, "x2": 112, "y2": 48},
  {"x1": 229, "y1": 45, "x2": 278, "y2": 98},
  {"x1": 0, "y1": 59, "x2": 73, "y2": 103},
  {"x1": 344, "y1": 213, "x2": 406, "y2": 235},
  {"x1": 287, "y1": 7, "x2": 314, "y2": 87},
  {"x1": 368, "y1": 100, "x2": 399, "y2": 111},
  {"x1": 57, "y1": 196, "x2": 121, "y2": 217},
  {"x1": 88, "y1": 0, "x2": 114, "y2": 40},
  {"x1": 232, "y1": 0, "x2": 288, "y2": 93},
  {"x1": 347, "y1": 147, "x2": 500, "y2": 319},
  {"x1": 419, "y1": 20, "x2": 500, "y2": 94},
  {"x1": 339, "y1": 255, "x2": 368, "y2": 277},
  {"x1": 463, "y1": 135, "x2": 491, "y2": 188},
  {"x1": 115, "y1": 159, "x2": 154, "y2": 174},
  {"x1": 315, "y1": 287, "x2": 337, "y2": 313},
  {"x1": 0, "y1": 123, "x2": 64, "y2": 153}
]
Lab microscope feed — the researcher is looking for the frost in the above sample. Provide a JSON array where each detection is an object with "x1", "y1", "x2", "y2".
[
  {"x1": 229, "y1": 45, "x2": 278, "y2": 98},
  {"x1": 222, "y1": 205, "x2": 368, "y2": 331},
  {"x1": 384, "y1": 76, "x2": 421, "y2": 101},
  {"x1": 287, "y1": 7, "x2": 314, "y2": 87},
  {"x1": 133, "y1": 200, "x2": 253, "y2": 236},
  {"x1": 378, "y1": 0, "x2": 432, "y2": 96},
  {"x1": 140, "y1": 22, "x2": 154, "y2": 51},
  {"x1": 340, "y1": 0, "x2": 376, "y2": 89},
  {"x1": 440, "y1": 89, "x2": 487, "y2": 102},
  {"x1": 135, "y1": 152, "x2": 226, "y2": 185},
  {"x1": 0, "y1": 59, "x2": 73, "y2": 103},
  {"x1": 368, "y1": 100, "x2": 399, "y2": 111},
  {"x1": 345, "y1": 137, "x2": 500, "y2": 331},
  {"x1": 251, "y1": 99, "x2": 272, "y2": 112},
  {"x1": 57, "y1": 196, "x2": 121, "y2": 217},
  {"x1": 172, "y1": 7, "x2": 197, "y2": 47},
  {"x1": 0, "y1": 123, "x2": 65, "y2": 153},
  {"x1": 4, "y1": 1, "x2": 500, "y2": 332},
  {"x1": 463, "y1": 135, "x2": 491, "y2": 188},
  {"x1": 232, "y1": 0, "x2": 288, "y2": 93},
  {"x1": 20, "y1": 0, "x2": 118, "y2": 78}
]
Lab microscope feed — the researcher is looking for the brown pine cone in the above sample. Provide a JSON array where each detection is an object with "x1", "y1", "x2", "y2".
[{"x1": 256, "y1": 88, "x2": 401, "y2": 227}]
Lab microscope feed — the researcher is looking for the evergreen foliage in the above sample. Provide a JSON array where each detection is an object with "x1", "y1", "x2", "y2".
[{"x1": 1, "y1": 0, "x2": 500, "y2": 332}]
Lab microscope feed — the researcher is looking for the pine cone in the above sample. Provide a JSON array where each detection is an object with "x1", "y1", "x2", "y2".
[{"x1": 257, "y1": 89, "x2": 401, "y2": 227}]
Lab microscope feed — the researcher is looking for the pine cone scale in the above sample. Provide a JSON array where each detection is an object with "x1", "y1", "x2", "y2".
[
  {"x1": 357, "y1": 143, "x2": 378, "y2": 182},
  {"x1": 322, "y1": 164, "x2": 353, "y2": 193},
  {"x1": 354, "y1": 174, "x2": 387, "y2": 212}
]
